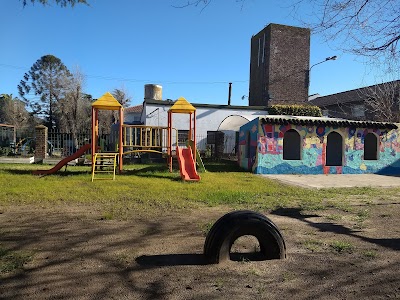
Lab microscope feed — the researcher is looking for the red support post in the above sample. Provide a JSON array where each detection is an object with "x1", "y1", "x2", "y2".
[{"x1": 119, "y1": 107, "x2": 124, "y2": 173}]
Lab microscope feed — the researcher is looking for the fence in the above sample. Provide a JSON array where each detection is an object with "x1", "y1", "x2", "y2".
[
  {"x1": 196, "y1": 133, "x2": 236, "y2": 158},
  {"x1": 0, "y1": 126, "x2": 238, "y2": 159},
  {"x1": 47, "y1": 129, "x2": 119, "y2": 158},
  {"x1": 0, "y1": 125, "x2": 35, "y2": 157}
]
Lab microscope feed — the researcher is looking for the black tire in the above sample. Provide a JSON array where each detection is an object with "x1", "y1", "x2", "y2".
[{"x1": 204, "y1": 210, "x2": 286, "y2": 264}]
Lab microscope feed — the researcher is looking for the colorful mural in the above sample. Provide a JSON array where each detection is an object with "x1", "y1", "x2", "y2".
[{"x1": 238, "y1": 118, "x2": 400, "y2": 175}]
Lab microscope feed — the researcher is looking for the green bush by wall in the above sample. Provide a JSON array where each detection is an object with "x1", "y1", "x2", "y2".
[{"x1": 268, "y1": 104, "x2": 322, "y2": 117}]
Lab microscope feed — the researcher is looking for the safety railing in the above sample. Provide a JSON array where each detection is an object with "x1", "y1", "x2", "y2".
[{"x1": 122, "y1": 125, "x2": 178, "y2": 155}]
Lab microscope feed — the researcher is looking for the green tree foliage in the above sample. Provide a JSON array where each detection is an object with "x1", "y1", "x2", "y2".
[
  {"x1": 18, "y1": 55, "x2": 72, "y2": 129},
  {"x1": 112, "y1": 87, "x2": 131, "y2": 108},
  {"x1": 21, "y1": 0, "x2": 88, "y2": 7},
  {"x1": 111, "y1": 87, "x2": 131, "y2": 124}
]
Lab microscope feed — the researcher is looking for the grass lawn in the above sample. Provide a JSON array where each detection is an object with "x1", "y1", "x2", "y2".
[
  {"x1": 0, "y1": 160, "x2": 397, "y2": 218},
  {"x1": 1, "y1": 160, "x2": 399, "y2": 299}
]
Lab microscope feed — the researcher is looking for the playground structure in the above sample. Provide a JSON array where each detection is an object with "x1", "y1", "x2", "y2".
[
  {"x1": 168, "y1": 97, "x2": 200, "y2": 181},
  {"x1": 32, "y1": 144, "x2": 91, "y2": 176},
  {"x1": 34, "y1": 92, "x2": 202, "y2": 181},
  {"x1": 31, "y1": 92, "x2": 201, "y2": 181},
  {"x1": 91, "y1": 93, "x2": 200, "y2": 181},
  {"x1": 204, "y1": 210, "x2": 286, "y2": 263}
]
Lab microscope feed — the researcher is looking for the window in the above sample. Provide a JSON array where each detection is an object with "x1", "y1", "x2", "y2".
[
  {"x1": 283, "y1": 129, "x2": 301, "y2": 160},
  {"x1": 257, "y1": 38, "x2": 261, "y2": 67},
  {"x1": 322, "y1": 109, "x2": 329, "y2": 117},
  {"x1": 351, "y1": 105, "x2": 365, "y2": 117},
  {"x1": 178, "y1": 130, "x2": 189, "y2": 146},
  {"x1": 262, "y1": 33, "x2": 265, "y2": 64},
  {"x1": 364, "y1": 133, "x2": 378, "y2": 160},
  {"x1": 207, "y1": 131, "x2": 218, "y2": 144}
]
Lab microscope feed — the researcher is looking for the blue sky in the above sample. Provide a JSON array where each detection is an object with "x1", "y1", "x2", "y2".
[{"x1": 0, "y1": 0, "x2": 384, "y2": 107}]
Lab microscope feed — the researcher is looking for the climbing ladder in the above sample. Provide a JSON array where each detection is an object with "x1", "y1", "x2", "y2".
[{"x1": 91, "y1": 153, "x2": 118, "y2": 182}]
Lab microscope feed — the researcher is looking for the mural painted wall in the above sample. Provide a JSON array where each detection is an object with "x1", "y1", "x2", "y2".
[
  {"x1": 238, "y1": 119, "x2": 400, "y2": 175},
  {"x1": 238, "y1": 119, "x2": 259, "y2": 171}
]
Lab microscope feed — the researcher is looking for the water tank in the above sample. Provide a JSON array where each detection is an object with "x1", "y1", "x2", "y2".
[{"x1": 144, "y1": 84, "x2": 162, "y2": 100}]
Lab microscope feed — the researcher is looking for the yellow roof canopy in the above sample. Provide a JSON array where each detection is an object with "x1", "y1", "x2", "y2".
[
  {"x1": 169, "y1": 97, "x2": 196, "y2": 113},
  {"x1": 92, "y1": 92, "x2": 123, "y2": 111}
]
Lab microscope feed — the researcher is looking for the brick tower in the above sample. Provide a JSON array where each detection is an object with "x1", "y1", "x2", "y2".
[{"x1": 248, "y1": 24, "x2": 310, "y2": 107}]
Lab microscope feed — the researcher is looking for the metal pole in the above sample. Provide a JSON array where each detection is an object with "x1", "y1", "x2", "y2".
[
  {"x1": 228, "y1": 82, "x2": 232, "y2": 106},
  {"x1": 119, "y1": 107, "x2": 123, "y2": 173}
]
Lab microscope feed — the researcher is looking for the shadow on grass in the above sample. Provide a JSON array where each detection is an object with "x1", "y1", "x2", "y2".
[
  {"x1": 120, "y1": 165, "x2": 182, "y2": 181},
  {"x1": 0, "y1": 165, "x2": 91, "y2": 176},
  {"x1": 203, "y1": 159, "x2": 245, "y2": 173},
  {"x1": 1, "y1": 169, "x2": 35, "y2": 175},
  {"x1": 1, "y1": 159, "x2": 245, "y2": 179},
  {"x1": 271, "y1": 207, "x2": 400, "y2": 251},
  {"x1": 2, "y1": 169, "x2": 89, "y2": 176}
]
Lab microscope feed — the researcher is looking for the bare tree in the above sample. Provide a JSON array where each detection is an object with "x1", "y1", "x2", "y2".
[
  {"x1": 21, "y1": 0, "x2": 88, "y2": 7},
  {"x1": 172, "y1": 0, "x2": 245, "y2": 10},
  {"x1": 291, "y1": 0, "x2": 400, "y2": 61},
  {"x1": 362, "y1": 80, "x2": 400, "y2": 122},
  {"x1": 178, "y1": 0, "x2": 399, "y2": 63},
  {"x1": 0, "y1": 94, "x2": 30, "y2": 128},
  {"x1": 312, "y1": 80, "x2": 400, "y2": 122},
  {"x1": 57, "y1": 67, "x2": 91, "y2": 148}
]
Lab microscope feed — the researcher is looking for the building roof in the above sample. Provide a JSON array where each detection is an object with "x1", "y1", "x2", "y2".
[
  {"x1": 125, "y1": 104, "x2": 143, "y2": 113},
  {"x1": 92, "y1": 92, "x2": 122, "y2": 111},
  {"x1": 144, "y1": 98, "x2": 267, "y2": 111},
  {"x1": 259, "y1": 115, "x2": 398, "y2": 130},
  {"x1": 310, "y1": 80, "x2": 400, "y2": 107},
  {"x1": 169, "y1": 97, "x2": 196, "y2": 113},
  {"x1": 218, "y1": 115, "x2": 259, "y2": 131}
]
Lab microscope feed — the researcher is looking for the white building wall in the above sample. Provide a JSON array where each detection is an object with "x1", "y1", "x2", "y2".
[
  {"x1": 124, "y1": 112, "x2": 141, "y2": 124},
  {"x1": 142, "y1": 101, "x2": 267, "y2": 153}
]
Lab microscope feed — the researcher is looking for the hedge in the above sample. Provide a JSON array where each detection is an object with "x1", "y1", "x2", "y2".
[{"x1": 267, "y1": 104, "x2": 322, "y2": 117}]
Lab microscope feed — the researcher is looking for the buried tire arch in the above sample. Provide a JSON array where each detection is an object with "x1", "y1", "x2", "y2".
[{"x1": 204, "y1": 210, "x2": 286, "y2": 264}]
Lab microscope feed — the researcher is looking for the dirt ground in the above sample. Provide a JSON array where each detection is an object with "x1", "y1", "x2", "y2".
[{"x1": 0, "y1": 198, "x2": 399, "y2": 300}]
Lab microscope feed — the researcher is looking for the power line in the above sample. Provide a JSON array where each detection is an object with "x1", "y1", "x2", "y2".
[{"x1": 0, "y1": 63, "x2": 249, "y2": 85}]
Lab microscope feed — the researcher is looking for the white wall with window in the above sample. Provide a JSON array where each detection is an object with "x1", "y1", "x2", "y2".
[{"x1": 142, "y1": 99, "x2": 267, "y2": 153}]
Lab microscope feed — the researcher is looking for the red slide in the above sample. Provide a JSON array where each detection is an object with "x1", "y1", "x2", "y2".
[
  {"x1": 33, "y1": 144, "x2": 91, "y2": 175},
  {"x1": 176, "y1": 146, "x2": 201, "y2": 181}
]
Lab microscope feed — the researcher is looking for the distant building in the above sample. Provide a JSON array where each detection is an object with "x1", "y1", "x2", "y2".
[
  {"x1": 124, "y1": 85, "x2": 268, "y2": 155},
  {"x1": 310, "y1": 80, "x2": 400, "y2": 121},
  {"x1": 308, "y1": 93, "x2": 321, "y2": 101},
  {"x1": 124, "y1": 105, "x2": 143, "y2": 124},
  {"x1": 248, "y1": 24, "x2": 310, "y2": 107},
  {"x1": 141, "y1": 98, "x2": 267, "y2": 154}
]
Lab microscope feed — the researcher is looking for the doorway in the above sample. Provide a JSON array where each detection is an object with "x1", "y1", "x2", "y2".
[{"x1": 326, "y1": 131, "x2": 343, "y2": 166}]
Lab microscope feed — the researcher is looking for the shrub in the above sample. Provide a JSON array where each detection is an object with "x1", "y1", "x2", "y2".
[{"x1": 268, "y1": 104, "x2": 322, "y2": 117}]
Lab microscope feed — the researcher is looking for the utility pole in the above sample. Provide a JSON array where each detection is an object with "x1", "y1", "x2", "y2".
[{"x1": 228, "y1": 82, "x2": 232, "y2": 105}]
